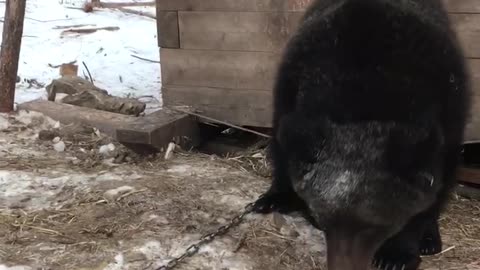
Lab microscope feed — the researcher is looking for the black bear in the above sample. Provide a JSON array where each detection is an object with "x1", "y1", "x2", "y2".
[{"x1": 252, "y1": 0, "x2": 471, "y2": 269}]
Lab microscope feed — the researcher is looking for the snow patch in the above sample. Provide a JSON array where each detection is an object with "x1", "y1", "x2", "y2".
[
  {"x1": 104, "y1": 185, "x2": 135, "y2": 201},
  {"x1": 135, "y1": 241, "x2": 162, "y2": 260},
  {"x1": 0, "y1": 0, "x2": 162, "y2": 111},
  {"x1": 0, "y1": 115, "x2": 9, "y2": 130},
  {"x1": 166, "y1": 165, "x2": 191, "y2": 174},
  {"x1": 103, "y1": 253, "x2": 124, "y2": 270},
  {"x1": 0, "y1": 170, "x2": 140, "y2": 210},
  {"x1": 99, "y1": 143, "x2": 116, "y2": 155},
  {"x1": 0, "y1": 266, "x2": 32, "y2": 270},
  {"x1": 53, "y1": 140, "x2": 66, "y2": 152}
]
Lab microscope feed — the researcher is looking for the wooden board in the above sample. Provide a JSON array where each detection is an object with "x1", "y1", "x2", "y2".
[
  {"x1": 156, "y1": 11, "x2": 179, "y2": 48},
  {"x1": 162, "y1": 58, "x2": 480, "y2": 131},
  {"x1": 161, "y1": 48, "x2": 480, "y2": 94},
  {"x1": 116, "y1": 107, "x2": 200, "y2": 151},
  {"x1": 178, "y1": 11, "x2": 303, "y2": 52},
  {"x1": 444, "y1": 0, "x2": 480, "y2": 13},
  {"x1": 163, "y1": 85, "x2": 272, "y2": 127},
  {"x1": 18, "y1": 99, "x2": 135, "y2": 139},
  {"x1": 157, "y1": 0, "x2": 479, "y2": 13},
  {"x1": 153, "y1": 11, "x2": 480, "y2": 56},
  {"x1": 18, "y1": 99, "x2": 200, "y2": 152},
  {"x1": 160, "y1": 48, "x2": 279, "y2": 90},
  {"x1": 465, "y1": 60, "x2": 480, "y2": 141},
  {"x1": 456, "y1": 184, "x2": 480, "y2": 200},
  {"x1": 156, "y1": 0, "x2": 311, "y2": 12},
  {"x1": 457, "y1": 167, "x2": 480, "y2": 185},
  {"x1": 450, "y1": 14, "x2": 480, "y2": 59}
]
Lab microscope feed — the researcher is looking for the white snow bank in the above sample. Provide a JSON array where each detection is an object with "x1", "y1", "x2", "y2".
[{"x1": 0, "y1": 0, "x2": 162, "y2": 111}]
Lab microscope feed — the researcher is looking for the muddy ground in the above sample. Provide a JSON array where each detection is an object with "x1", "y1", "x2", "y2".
[{"x1": 0, "y1": 111, "x2": 479, "y2": 270}]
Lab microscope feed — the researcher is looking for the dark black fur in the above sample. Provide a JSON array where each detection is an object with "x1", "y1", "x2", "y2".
[{"x1": 253, "y1": 0, "x2": 471, "y2": 269}]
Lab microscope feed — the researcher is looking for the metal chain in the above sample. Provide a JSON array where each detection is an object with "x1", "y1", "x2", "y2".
[{"x1": 154, "y1": 202, "x2": 255, "y2": 270}]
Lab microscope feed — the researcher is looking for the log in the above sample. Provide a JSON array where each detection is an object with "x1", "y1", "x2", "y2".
[
  {"x1": 17, "y1": 99, "x2": 200, "y2": 154},
  {"x1": 0, "y1": 0, "x2": 27, "y2": 112},
  {"x1": 18, "y1": 99, "x2": 135, "y2": 138},
  {"x1": 456, "y1": 184, "x2": 480, "y2": 200},
  {"x1": 116, "y1": 107, "x2": 201, "y2": 153},
  {"x1": 46, "y1": 76, "x2": 146, "y2": 116}
]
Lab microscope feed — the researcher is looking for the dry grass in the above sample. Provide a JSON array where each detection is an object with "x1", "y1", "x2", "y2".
[
  {"x1": 1, "y1": 116, "x2": 479, "y2": 269},
  {"x1": 421, "y1": 196, "x2": 480, "y2": 269}
]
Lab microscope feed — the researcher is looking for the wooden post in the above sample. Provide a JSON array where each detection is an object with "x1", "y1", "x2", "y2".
[{"x1": 0, "y1": 0, "x2": 26, "y2": 113}]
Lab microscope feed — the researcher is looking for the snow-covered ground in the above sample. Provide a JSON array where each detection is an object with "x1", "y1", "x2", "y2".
[
  {"x1": 0, "y1": 0, "x2": 162, "y2": 111},
  {"x1": 0, "y1": 111, "x2": 328, "y2": 270}
]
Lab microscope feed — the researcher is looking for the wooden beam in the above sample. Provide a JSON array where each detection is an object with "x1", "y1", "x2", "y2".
[
  {"x1": 456, "y1": 184, "x2": 480, "y2": 200},
  {"x1": 156, "y1": 0, "x2": 480, "y2": 13},
  {"x1": 17, "y1": 99, "x2": 200, "y2": 153},
  {"x1": 116, "y1": 107, "x2": 200, "y2": 151},
  {"x1": 464, "y1": 59, "x2": 480, "y2": 141},
  {"x1": 163, "y1": 85, "x2": 272, "y2": 127},
  {"x1": 18, "y1": 99, "x2": 135, "y2": 139},
  {"x1": 444, "y1": 0, "x2": 480, "y2": 13},
  {"x1": 450, "y1": 14, "x2": 480, "y2": 59},
  {"x1": 457, "y1": 167, "x2": 480, "y2": 186},
  {"x1": 160, "y1": 48, "x2": 279, "y2": 90},
  {"x1": 178, "y1": 11, "x2": 302, "y2": 52},
  {"x1": 176, "y1": 11, "x2": 480, "y2": 57},
  {"x1": 156, "y1": 11, "x2": 180, "y2": 48},
  {"x1": 156, "y1": 0, "x2": 310, "y2": 12},
  {"x1": 160, "y1": 54, "x2": 480, "y2": 133}
]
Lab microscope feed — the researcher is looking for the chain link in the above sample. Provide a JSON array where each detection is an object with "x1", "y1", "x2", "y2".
[{"x1": 154, "y1": 202, "x2": 255, "y2": 270}]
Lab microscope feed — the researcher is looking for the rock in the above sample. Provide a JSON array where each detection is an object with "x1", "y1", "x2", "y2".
[
  {"x1": 53, "y1": 141, "x2": 66, "y2": 152},
  {"x1": 99, "y1": 143, "x2": 116, "y2": 156},
  {"x1": 38, "y1": 130, "x2": 59, "y2": 141}
]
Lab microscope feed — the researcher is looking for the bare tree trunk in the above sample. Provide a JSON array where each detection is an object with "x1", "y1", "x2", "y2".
[{"x1": 0, "y1": 0, "x2": 26, "y2": 113}]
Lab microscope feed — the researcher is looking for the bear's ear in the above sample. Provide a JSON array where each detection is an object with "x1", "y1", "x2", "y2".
[{"x1": 276, "y1": 113, "x2": 328, "y2": 162}]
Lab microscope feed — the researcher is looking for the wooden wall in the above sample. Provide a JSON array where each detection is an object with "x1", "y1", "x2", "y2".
[{"x1": 156, "y1": 0, "x2": 480, "y2": 140}]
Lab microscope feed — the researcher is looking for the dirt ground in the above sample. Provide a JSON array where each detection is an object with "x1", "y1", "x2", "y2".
[{"x1": 0, "y1": 110, "x2": 479, "y2": 270}]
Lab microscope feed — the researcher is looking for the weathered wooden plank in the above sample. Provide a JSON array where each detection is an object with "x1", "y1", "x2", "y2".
[
  {"x1": 157, "y1": 0, "x2": 479, "y2": 13},
  {"x1": 17, "y1": 99, "x2": 200, "y2": 153},
  {"x1": 18, "y1": 99, "x2": 135, "y2": 139},
  {"x1": 160, "y1": 47, "x2": 480, "y2": 92},
  {"x1": 178, "y1": 11, "x2": 302, "y2": 52},
  {"x1": 161, "y1": 58, "x2": 480, "y2": 131},
  {"x1": 156, "y1": 11, "x2": 179, "y2": 48},
  {"x1": 173, "y1": 11, "x2": 479, "y2": 56},
  {"x1": 465, "y1": 59, "x2": 480, "y2": 140},
  {"x1": 116, "y1": 107, "x2": 200, "y2": 151},
  {"x1": 450, "y1": 14, "x2": 480, "y2": 58},
  {"x1": 160, "y1": 48, "x2": 279, "y2": 90},
  {"x1": 156, "y1": 0, "x2": 310, "y2": 12},
  {"x1": 457, "y1": 167, "x2": 480, "y2": 186},
  {"x1": 456, "y1": 184, "x2": 480, "y2": 200},
  {"x1": 163, "y1": 85, "x2": 272, "y2": 127},
  {"x1": 444, "y1": 0, "x2": 480, "y2": 13}
]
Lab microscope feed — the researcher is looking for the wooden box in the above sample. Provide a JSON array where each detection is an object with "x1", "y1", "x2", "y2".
[{"x1": 156, "y1": 0, "x2": 480, "y2": 140}]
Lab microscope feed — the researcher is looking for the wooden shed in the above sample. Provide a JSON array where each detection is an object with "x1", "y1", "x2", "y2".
[{"x1": 155, "y1": 0, "x2": 480, "y2": 140}]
